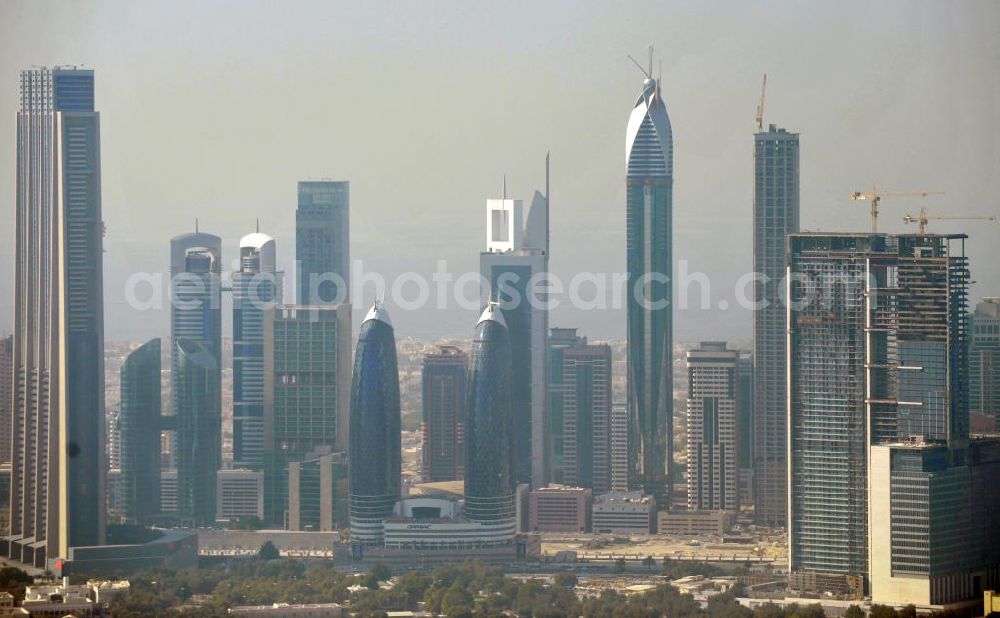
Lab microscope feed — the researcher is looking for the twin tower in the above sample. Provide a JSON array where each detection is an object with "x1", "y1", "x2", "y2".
[{"x1": 348, "y1": 301, "x2": 516, "y2": 544}]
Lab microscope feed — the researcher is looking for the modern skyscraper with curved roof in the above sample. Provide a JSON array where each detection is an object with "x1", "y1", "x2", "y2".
[
  {"x1": 119, "y1": 338, "x2": 163, "y2": 524},
  {"x1": 349, "y1": 302, "x2": 401, "y2": 545},
  {"x1": 625, "y1": 53, "x2": 674, "y2": 508},
  {"x1": 463, "y1": 304, "x2": 516, "y2": 536}
]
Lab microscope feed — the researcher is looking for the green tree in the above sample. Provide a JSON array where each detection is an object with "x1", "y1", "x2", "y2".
[
  {"x1": 643, "y1": 555, "x2": 656, "y2": 567},
  {"x1": 615, "y1": 557, "x2": 627, "y2": 573},
  {"x1": 256, "y1": 540, "x2": 280, "y2": 560},
  {"x1": 870, "y1": 605, "x2": 898, "y2": 618},
  {"x1": 845, "y1": 605, "x2": 866, "y2": 618},
  {"x1": 554, "y1": 571, "x2": 578, "y2": 588},
  {"x1": 441, "y1": 583, "x2": 473, "y2": 617},
  {"x1": 898, "y1": 605, "x2": 917, "y2": 618}
]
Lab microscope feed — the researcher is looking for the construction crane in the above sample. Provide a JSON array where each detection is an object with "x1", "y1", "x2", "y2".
[
  {"x1": 902, "y1": 207, "x2": 996, "y2": 234},
  {"x1": 849, "y1": 186, "x2": 944, "y2": 233},
  {"x1": 755, "y1": 73, "x2": 767, "y2": 131}
]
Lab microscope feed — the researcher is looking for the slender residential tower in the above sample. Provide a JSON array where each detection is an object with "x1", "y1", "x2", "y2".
[
  {"x1": 349, "y1": 302, "x2": 401, "y2": 545},
  {"x1": 752, "y1": 123, "x2": 799, "y2": 527},
  {"x1": 233, "y1": 232, "x2": 282, "y2": 469},
  {"x1": 175, "y1": 338, "x2": 221, "y2": 527},
  {"x1": 119, "y1": 339, "x2": 163, "y2": 524},
  {"x1": 480, "y1": 166, "x2": 549, "y2": 488},
  {"x1": 625, "y1": 50, "x2": 673, "y2": 507},
  {"x1": 7, "y1": 66, "x2": 105, "y2": 568},
  {"x1": 464, "y1": 303, "x2": 517, "y2": 538},
  {"x1": 421, "y1": 346, "x2": 468, "y2": 482}
]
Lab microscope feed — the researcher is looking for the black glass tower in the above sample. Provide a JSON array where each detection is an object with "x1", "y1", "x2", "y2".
[
  {"x1": 175, "y1": 338, "x2": 221, "y2": 527},
  {"x1": 348, "y1": 303, "x2": 401, "y2": 545},
  {"x1": 119, "y1": 338, "x2": 163, "y2": 524},
  {"x1": 464, "y1": 304, "x2": 516, "y2": 527}
]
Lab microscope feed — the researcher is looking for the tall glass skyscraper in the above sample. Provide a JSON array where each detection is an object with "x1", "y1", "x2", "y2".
[
  {"x1": 752, "y1": 124, "x2": 799, "y2": 527},
  {"x1": 787, "y1": 232, "x2": 969, "y2": 584},
  {"x1": 7, "y1": 67, "x2": 105, "y2": 568},
  {"x1": 296, "y1": 181, "x2": 350, "y2": 305},
  {"x1": 480, "y1": 182, "x2": 549, "y2": 488},
  {"x1": 119, "y1": 339, "x2": 163, "y2": 524},
  {"x1": 349, "y1": 303, "x2": 401, "y2": 545},
  {"x1": 625, "y1": 62, "x2": 673, "y2": 507},
  {"x1": 464, "y1": 303, "x2": 516, "y2": 537},
  {"x1": 263, "y1": 304, "x2": 352, "y2": 526},
  {"x1": 170, "y1": 230, "x2": 222, "y2": 470},
  {"x1": 969, "y1": 299, "x2": 1000, "y2": 421},
  {"x1": 175, "y1": 338, "x2": 221, "y2": 527},
  {"x1": 421, "y1": 346, "x2": 468, "y2": 482},
  {"x1": 233, "y1": 232, "x2": 282, "y2": 469}
]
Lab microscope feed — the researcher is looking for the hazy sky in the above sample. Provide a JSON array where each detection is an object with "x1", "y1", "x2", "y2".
[{"x1": 1, "y1": 1, "x2": 998, "y2": 343}]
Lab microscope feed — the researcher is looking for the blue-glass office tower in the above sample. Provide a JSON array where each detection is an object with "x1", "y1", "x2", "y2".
[
  {"x1": 349, "y1": 303, "x2": 401, "y2": 545},
  {"x1": 119, "y1": 339, "x2": 163, "y2": 524},
  {"x1": 233, "y1": 232, "x2": 282, "y2": 469},
  {"x1": 170, "y1": 231, "x2": 222, "y2": 468},
  {"x1": 175, "y1": 338, "x2": 221, "y2": 526},
  {"x1": 296, "y1": 181, "x2": 350, "y2": 305},
  {"x1": 625, "y1": 57, "x2": 673, "y2": 506},
  {"x1": 6, "y1": 67, "x2": 105, "y2": 568},
  {"x1": 464, "y1": 304, "x2": 516, "y2": 535}
]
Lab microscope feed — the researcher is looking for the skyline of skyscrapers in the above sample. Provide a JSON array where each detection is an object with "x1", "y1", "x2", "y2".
[
  {"x1": 685, "y1": 342, "x2": 740, "y2": 512},
  {"x1": 752, "y1": 123, "x2": 800, "y2": 528},
  {"x1": 421, "y1": 345, "x2": 468, "y2": 482},
  {"x1": 296, "y1": 180, "x2": 350, "y2": 305},
  {"x1": 625, "y1": 60, "x2": 674, "y2": 507},
  {"x1": 6, "y1": 66, "x2": 106, "y2": 568}
]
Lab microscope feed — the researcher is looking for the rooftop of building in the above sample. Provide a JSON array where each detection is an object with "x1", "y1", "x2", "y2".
[
  {"x1": 593, "y1": 491, "x2": 653, "y2": 505},
  {"x1": 408, "y1": 480, "x2": 464, "y2": 500}
]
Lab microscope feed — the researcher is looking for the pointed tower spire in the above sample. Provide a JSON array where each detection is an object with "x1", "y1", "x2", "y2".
[
  {"x1": 195, "y1": 217, "x2": 199, "y2": 234},
  {"x1": 502, "y1": 175, "x2": 507, "y2": 200}
]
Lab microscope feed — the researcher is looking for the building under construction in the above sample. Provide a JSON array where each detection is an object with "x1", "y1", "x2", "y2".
[{"x1": 786, "y1": 233, "x2": 970, "y2": 590}]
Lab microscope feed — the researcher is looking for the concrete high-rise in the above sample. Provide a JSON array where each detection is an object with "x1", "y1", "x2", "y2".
[
  {"x1": 349, "y1": 303, "x2": 401, "y2": 545},
  {"x1": 0, "y1": 336, "x2": 12, "y2": 466},
  {"x1": 6, "y1": 67, "x2": 106, "y2": 568},
  {"x1": 464, "y1": 303, "x2": 516, "y2": 538},
  {"x1": 170, "y1": 230, "x2": 222, "y2": 469},
  {"x1": 296, "y1": 181, "x2": 350, "y2": 305},
  {"x1": 752, "y1": 123, "x2": 799, "y2": 527},
  {"x1": 263, "y1": 304, "x2": 351, "y2": 526},
  {"x1": 737, "y1": 353, "x2": 754, "y2": 507},
  {"x1": 685, "y1": 342, "x2": 739, "y2": 512},
  {"x1": 119, "y1": 339, "x2": 164, "y2": 524},
  {"x1": 233, "y1": 232, "x2": 282, "y2": 469},
  {"x1": 625, "y1": 58, "x2": 673, "y2": 506},
  {"x1": 547, "y1": 329, "x2": 612, "y2": 495},
  {"x1": 421, "y1": 346, "x2": 468, "y2": 482},
  {"x1": 609, "y1": 403, "x2": 629, "y2": 493},
  {"x1": 969, "y1": 299, "x2": 1000, "y2": 421},
  {"x1": 787, "y1": 233, "x2": 969, "y2": 586},
  {"x1": 175, "y1": 338, "x2": 221, "y2": 526},
  {"x1": 480, "y1": 175, "x2": 549, "y2": 488}
]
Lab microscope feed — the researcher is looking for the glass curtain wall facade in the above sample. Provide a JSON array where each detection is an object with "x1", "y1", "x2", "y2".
[
  {"x1": 8, "y1": 67, "x2": 106, "y2": 568},
  {"x1": 752, "y1": 124, "x2": 799, "y2": 527},
  {"x1": 175, "y1": 338, "x2": 221, "y2": 526},
  {"x1": 119, "y1": 339, "x2": 163, "y2": 524},
  {"x1": 348, "y1": 303, "x2": 401, "y2": 545},
  {"x1": 464, "y1": 305, "x2": 516, "y2": 538},
  {"x1": 296, "y1": 181, "x2": 350, "y2": 305},
  {"x1": 625, "y1": 70, "x2": 673, "y2": 506}
]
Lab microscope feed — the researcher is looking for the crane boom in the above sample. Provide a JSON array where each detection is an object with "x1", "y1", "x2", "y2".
[
  {"x1": 849, "y1": 186, "x2": 943, "y2": 233},
  {"x1": 902, "y1": 206, "x2": 996, "y2": 233}
]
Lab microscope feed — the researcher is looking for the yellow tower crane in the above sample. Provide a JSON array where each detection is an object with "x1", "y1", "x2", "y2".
[
  {"x1": 902, "y1": 207, "x2": 996, "y2": 234},
  {"x1": 849, "y1": 186, "x2": 944, "y2": 233}
]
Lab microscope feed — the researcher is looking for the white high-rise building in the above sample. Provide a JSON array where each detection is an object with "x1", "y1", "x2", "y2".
[
  {"x1": 685, "y1": 342, "x2": 739, "y2": 511},
  {"x1": 609, "y1": 403, "x2": 629, "y2": 493}
]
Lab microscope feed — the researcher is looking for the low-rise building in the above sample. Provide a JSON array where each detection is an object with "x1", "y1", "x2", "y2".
[
  {"x1": 658, "y1": 510, "x2": 735, "y2": 536},
  {"x1": 528, "y1": 485, "x2": 591, "y2": 532},
  {"x1": 228, "y1": 602, "x2": 343, "y2": 617},
  {"x1": 217, "y1": 469, "x2": 265, "y2": 522},
  {"x1": 591, "y1": 492, "x2": 654, "y2": 534}
]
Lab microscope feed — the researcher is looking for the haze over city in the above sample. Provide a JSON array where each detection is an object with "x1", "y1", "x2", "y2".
[{"x1": 2, "y1": 1, "x2": 998, "y2": 342}]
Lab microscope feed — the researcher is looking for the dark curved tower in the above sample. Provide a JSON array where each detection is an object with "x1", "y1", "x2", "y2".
[
  {"x1": 349, "y1": 302, "x2": 401, "y2": 544},
  {"x1": 175, "y1": 337, "x2": 221, "y2": 527},
  {"x1": 464, "y1": 304, "x2": 516, "y2": 533},
  {"x1": 119, "y1": 338, "x2": 162, "y2": 524}
]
